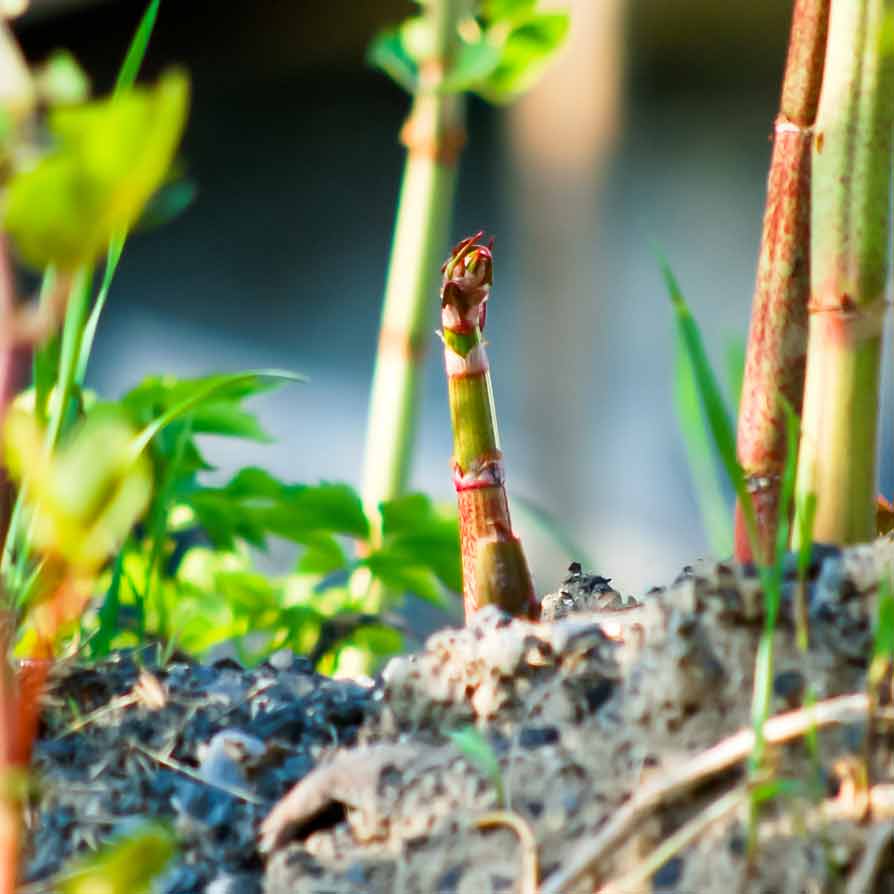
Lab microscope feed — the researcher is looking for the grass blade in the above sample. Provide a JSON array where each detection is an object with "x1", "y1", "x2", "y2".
[
  {"x1": 115, "y1": 0, "x2": 162, "y2": 95},
  {"x1": 660, "y1": 256, "x2": 757, "y2": 548}
]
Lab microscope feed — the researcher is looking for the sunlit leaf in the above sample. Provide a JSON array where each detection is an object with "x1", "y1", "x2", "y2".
[
  {"x1": 5, "y1": 406, "x2": 153, "y2": 571},
  {"x1": 5, "y1": 70, "x2": 190, "y2": 270},
  {"x1": 475, "y1": 12, "x2": 569, "y2": 103},
  {"x1": 58, "y1": 822, "x2": 175, "y2": 894}
]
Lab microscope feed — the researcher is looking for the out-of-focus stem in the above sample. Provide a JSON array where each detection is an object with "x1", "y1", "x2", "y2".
[
  {"x1": 360, "y1": 0, "x2": 469, "y2": 538},
  {"x1": 793, "y1": 0, "x2": 894, "y2": 547},
  {"x1": 440, "y1": 234, "x2": 536, "y2": 620},
  {"x1": 734, "y1": 0, "x2": 830, "y2": 563}
]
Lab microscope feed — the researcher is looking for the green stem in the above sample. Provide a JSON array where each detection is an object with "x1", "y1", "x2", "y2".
[
  {"x1": 793, "y1": 0, "x2": 894, "y2": 547},
  {"x1": 360, "y1": 0, "x2": 468, "y2": 537},
  {"x1": 734, "y1": 0, "x2": 830, "y2": 563},
  {"x1": 440, "y1": 234, "x2": 536, "y2": 620}
]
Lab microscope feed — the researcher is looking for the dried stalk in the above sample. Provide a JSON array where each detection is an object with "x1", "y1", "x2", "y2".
[{"x1": 734, "y1": 0, "x2": 830, "y2": 562}]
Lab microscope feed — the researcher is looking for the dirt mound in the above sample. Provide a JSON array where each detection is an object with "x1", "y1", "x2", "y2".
[{"x1": 25, "y1": 538, "x2": 894, "y2": 894}]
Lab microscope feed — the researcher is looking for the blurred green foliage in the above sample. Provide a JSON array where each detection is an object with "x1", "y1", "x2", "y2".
[
  {"x1": 57, "y1": 822, "x2": 175, "y2": 894},
  {"x1": 368, "y1": 0, "x2": 568, "y2": 103},
  {"x1": 4, "y1": 70, "x2": 189, "y2": 270}
]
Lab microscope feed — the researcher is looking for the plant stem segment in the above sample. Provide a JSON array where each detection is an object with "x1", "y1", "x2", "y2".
[
  {"x1": 440, "y1": 234, "x2": 536, "y2": 620},
  {"x1": 734, "y1": 0, "x2": 830, "y2": 563},
  {"x1": 360, "y1": 0, "x2": 468, "y2": 536},
  {"x1": 794, "y1": 0, "x2": 894, "y2": 547}
]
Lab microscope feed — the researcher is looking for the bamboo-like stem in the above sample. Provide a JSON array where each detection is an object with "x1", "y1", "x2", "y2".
[
  {"x1": 793, "y1": 0, "x2": 894, "y2": 547},
  {"x1": 440, "y1": 234, "x2": 536, "y2": 620},
  {"x1": 360, "y1": 0, "x2": 469, "y2": 536},
  {"x1": 734, "y1": 0, "x2": 830, "y2": 563}
]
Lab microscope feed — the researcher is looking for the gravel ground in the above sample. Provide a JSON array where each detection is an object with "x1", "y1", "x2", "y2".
[{"x1": 22, "y1": 538, "x2": 894, "y2": 894}]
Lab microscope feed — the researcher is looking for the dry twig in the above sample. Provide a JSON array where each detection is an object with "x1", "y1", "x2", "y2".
[{"x1": 541, "y1": 693, "x2": 869, "y2": 894}]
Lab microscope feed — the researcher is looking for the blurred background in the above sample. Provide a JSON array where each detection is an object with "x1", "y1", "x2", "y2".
[{"x1": 15, "y1": 0, "x2": 886, "y2": 599}]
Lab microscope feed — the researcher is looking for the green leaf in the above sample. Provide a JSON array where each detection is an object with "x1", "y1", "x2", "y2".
[
  {"x1": 875, "y1": 577, "x2": 894, "y2": 660},
  {"x1": 725, "y1": 335, "x2": 746, "y2": 416},
  {"x1": 297, "y1": 532, "x2": 348, "y2": 576},
  {"x1": 483, "y1": 0, "x2": 537, "y2": 21},
  {"x1": 129, "y1": 369, "x2": 302, "y2": 454},
  {"x1": 476, "y1": 12, "x2": 569, "y2": 103},
  {"x1": 660, "y1": 256, "x2": 754, "y2": 542},
  {"x1": 59, "y1": 822, "x2": 175, "y2": 894},
  {"x1": 187, "y1": 472, "x2": 368, "y2": 551},
  {"x1": 441, "y1": 37, "x2": 501, "y2": 93},
  {"x1": 367, "y1": 27, "x2": 418, "y2": 93},
  {"x1": 380, "y1": 493, "x2": 461, "y2": 593},
  {"x1": 361, "y1": 549, "x2": 446, "y2": 605},
  {"x1": 5, "y1": 70, "x2": 190, "y2": 271},
  {"x1": 674, "y1": 327, "x2": 732, "y2": 557},
  {"x1": 116, "y1": 0, "x2": 162, "y2": 94},
  {"x1": 5, "y1": 405, "x2": 153, "y2": 572}
]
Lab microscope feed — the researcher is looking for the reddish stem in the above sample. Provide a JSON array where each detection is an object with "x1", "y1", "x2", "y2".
[{"x1": 734, "y1": 0, "x2": 830, "y2": 562}]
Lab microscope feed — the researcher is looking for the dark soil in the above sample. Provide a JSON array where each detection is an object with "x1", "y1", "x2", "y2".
[{"x1": 23, "y1": 538, "x2": 894, "y2": 894}]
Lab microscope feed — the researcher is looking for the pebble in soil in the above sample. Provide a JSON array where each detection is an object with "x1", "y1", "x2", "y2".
[{"x1": 26, "y1": 539, "x2": 894, "y2": 894}]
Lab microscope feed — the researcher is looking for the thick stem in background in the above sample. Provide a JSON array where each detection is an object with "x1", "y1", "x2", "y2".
[
  {"x1": 734, "y1": 0, "x2": 830, "y2": 563},
  {"x1": 793, "y1": 0, "x2": 894, "y2": 547},
  {"x1": 360, "y1": 0, "x2": 468, "y2": 538},
  {"x1": 440, "y1": 234, "x2": 536, "y2": 620}
]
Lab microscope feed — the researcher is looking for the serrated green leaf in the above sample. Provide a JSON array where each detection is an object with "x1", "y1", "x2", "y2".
[
  {"x1": 297, "y1": 533, "x2": 348, "y2": 576},
  {"x1": 129, "y1": 369, "x2": 301, "y2": 454},
  {"x1": 367, "y1": 27, "x2": 418, "y2": 93},
  {"x1": 6, "y1": 70, "x2": 189, "y2": 271},
  {"x1": 186, "y1": 472, "x2": 368, "y2": 551},
  {"x1": 476, "y1": 12, "x2": 568, "y2": 103}
]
